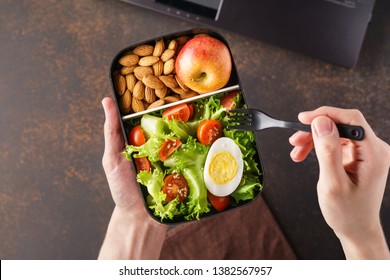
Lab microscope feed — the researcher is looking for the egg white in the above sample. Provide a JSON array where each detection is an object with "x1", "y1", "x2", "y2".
[{"x1": 204, "y1": 137, "x2": 243, "y2": 196}]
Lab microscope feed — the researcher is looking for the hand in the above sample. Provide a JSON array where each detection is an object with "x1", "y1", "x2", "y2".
[
  {"x1": 101, "y1": 96, "x2": 144, "y2": 213},
  {"x1": 99, "y1": 97, "x2": 167, "y2": 260},
  {"x1": 289, "y1": 106, "x2": 390, "y2": 259}
]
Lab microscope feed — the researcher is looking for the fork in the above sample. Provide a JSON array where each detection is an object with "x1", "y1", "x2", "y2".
[{"x1": 227, "y1": 108, "x2": 365, "y2": 141}]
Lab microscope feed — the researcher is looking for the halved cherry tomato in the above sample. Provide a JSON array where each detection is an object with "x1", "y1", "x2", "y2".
[
  {"x1": 128, "y1": 125, "x2": 146, "y2": 146},
  {"x1": 134, "y1": 157, "x2": 151, "y2": 173},
  {"x1": 187, "y1": 103, "x2": 195, "y2": 120},
  {"x1": 197, "y1": 120, "x2": 222, "y2": 145},
  {"x1": 221, "y1": 91, "x2": 240, "y2": 110},
  {"x1": 159, "y1": 138, "x2": 182, "y2": 161},
  {"x1": 208, "y1": 191, "x2": 231, "y2": 211},
  {"x1": 162, "y1": 103, "x2": 191, "y2": 122},
  {"x1": 162, "y1": 174, "x2": 189, "y2": 202}
]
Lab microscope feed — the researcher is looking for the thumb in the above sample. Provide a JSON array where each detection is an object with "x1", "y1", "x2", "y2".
[
  {"x1": 102, "y1": 97, "x2": 125, "y2": 155},
  {"x1": 312, "y1": 116, "x2": 345, "y2": 183}
]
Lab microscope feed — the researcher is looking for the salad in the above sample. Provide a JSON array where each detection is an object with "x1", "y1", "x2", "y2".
[{"x1": 123, "y1": 91, "x2": 262, "y2": 222}]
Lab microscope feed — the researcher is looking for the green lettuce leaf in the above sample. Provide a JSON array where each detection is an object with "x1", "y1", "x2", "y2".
[
  {"x1": 230, "y1": 175, "x2": 263, "y2": 204},
  {"x1": 223, "y1": 128, "x2": 262, "y2": 203},
  {"x1": 122, "y1": 91, "x2": 263, "y2": 221},
  {"x1": 164, "y1": 137, "x2": 210, "y2": 220},
  {"x1": 164, "y1": 118, "x2": 196, "y2": 140},
  {"x1": 137, "y1": 167, "x2": 183, "y2": 220}
]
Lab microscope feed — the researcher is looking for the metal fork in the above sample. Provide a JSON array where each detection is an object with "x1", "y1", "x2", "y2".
[{"x1": 227, "y1": 108, "x2": 365, "y2": 141}]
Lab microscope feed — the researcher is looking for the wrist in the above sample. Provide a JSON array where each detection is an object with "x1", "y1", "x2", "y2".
[
  {"x1": 99, "y1": 206, "x2": 168, "y2": 260},
  {"x1": 114, "y1": 205, "x2": 167, "y2": 231},
  {"x1": 336, "y1": 222, "x2": 390, "y2": 260}
]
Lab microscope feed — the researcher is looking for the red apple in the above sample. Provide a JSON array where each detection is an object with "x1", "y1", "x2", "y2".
[{"x1": 175, "y1": 36, "x2": 232, "y2": 94}]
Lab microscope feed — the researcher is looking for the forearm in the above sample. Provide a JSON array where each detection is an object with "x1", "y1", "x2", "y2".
[
  {"x1": 98, "y1": 206, "x2": 168, "y2": 260},
  {"x1": 337, "y1": 223, "x2": 390, "y2": 260}
]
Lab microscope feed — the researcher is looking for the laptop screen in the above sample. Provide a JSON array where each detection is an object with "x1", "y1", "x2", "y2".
[
  {"x1": 155, "y1": 0, "x2": 223, "y2": 20},
  {"x1": 122, "y1": 0, "x2": 376, "y2": 67}
]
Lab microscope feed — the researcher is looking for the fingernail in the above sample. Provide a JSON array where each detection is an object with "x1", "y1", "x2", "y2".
[
  {"x1": 297, "y1": 112, "x2": 304, "y2": 122},
  {"x1": 288, "y1": 133, "x2": 296, "y2": 144},
  {"x1": 290, "y1": 147, "x2": 297, "y2": 159},
  {"x1": 313, "y1": 117, "x2": 333, "y2": 137}
]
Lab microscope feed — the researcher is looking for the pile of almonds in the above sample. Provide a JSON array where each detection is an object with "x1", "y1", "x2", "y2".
[{"x1": 114, "y1": 36, "x2": 199, "y2": 114}]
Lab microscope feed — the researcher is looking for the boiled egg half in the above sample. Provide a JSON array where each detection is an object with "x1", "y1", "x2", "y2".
[{"x1": 204, "y1": 137, "x2": 243, "y2": 196}]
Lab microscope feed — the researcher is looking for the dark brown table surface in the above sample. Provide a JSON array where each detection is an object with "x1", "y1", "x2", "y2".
[{"x1": 0, "y1": 0, "x2": 389, "y2": 260}]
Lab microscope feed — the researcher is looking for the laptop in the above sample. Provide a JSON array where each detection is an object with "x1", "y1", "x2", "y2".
[{"x1": 121, "y1": 0, "x2": 376, "y2": 68}]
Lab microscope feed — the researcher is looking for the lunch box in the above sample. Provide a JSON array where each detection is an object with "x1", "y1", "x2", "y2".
[{"x1": 109, "y1": 28, "x2": 264, "y2": 224}]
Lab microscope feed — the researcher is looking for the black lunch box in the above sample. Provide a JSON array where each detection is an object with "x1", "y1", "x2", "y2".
[{"x1": 109, "y1": 28, "x2": 264, "y2": 224}]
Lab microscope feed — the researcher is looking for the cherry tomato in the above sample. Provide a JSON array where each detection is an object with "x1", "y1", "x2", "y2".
[
  {"x1": 159, "y1": 138, "x2": 182, "y2": 161},
  {"x1": 208, "y1": 191, "x2": 231, "y2": 211},
  {"x1": 134, "y1": 157, "x2": 151, "y2": 173},
  {"x1": 128, "y1": 125, "x2": 146, "y2": 146},
  {"x1": 162, "y1": 174, "x2": 189, "y2": 202},
  {"x1": 187, "y1": 103, "x2": 195, "y2": 120},
  {"x1": 197, "y1": 120, "x2": 223, "y2": 145},
  {"x1": 221, "y1": 91, "x2": 240, "y2": 110},
  {"x1": 162, "y1": 103, "x2": 191, "y2": 122}
]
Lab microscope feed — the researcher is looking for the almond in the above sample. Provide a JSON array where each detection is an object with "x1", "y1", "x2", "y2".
[
  {"x1": 125, "y1": 74, "x2": 137, "y2": 92},
  {"x1": 132, "y1": 44, "x2": 154, "y2": 56},
  {"x1": 175, "y1": 75, "x2": 189, "y2": 91},
  {"x1": 138, "y1": 56, "x2": 159, "y2": 67},
  {"x1": 153, "y1": 39, "x2": 165, "y2": 57},
  {"x1": 131, "y1": 97, "x2": 144, "y2": 112},
  {"x1": 142, "y1": 75, "x2": 165, "y2": 90},
  {"x1": 176, "y1": 37, "x2": 190, "y2": 54},
  {"x1": 142, "y1": 100, "x2": 150, "y2": 109},
  {"x1": 176, "y1": 44, "x2": 185, "y2": 55},
  {"x1": 180, "y1": 90, "x2": 198, "y2": 99},
  {"x1": 159, "y1": 75, "x2": 178, "y2": 89},
  {"x1": 161, "y1": 49, "x2": 175, "y2": 62},
  {"x1": 152, "y1": 60, "x2": 164, "y2": 76},
  {"x1": 133, "y1": 80, "x2": 145, "y2": 100},
  {"x1": 194, "y1": 33, "x2": 210, "y2": 38},
  {"x1": 164, "y1": 95, "x2": 180, "y2": 103},
  {"x1": 119, "y1": 54, "x2": 139, "y2": 67},
  {"x1": 176, "y1": 36, "x2": 190, "y2": 45},
  {"x1": 115, "y1": 74, "x2": 127, "y2": 95},
  {"x1": 120, "y1": 66, "x2": 136, "y2": 75},
  {"x1": 133, "y1": 66, "x2": 153, "y2": 80},
  {"x1": 144, "y1": 86, "x2": 157, "y2": 104},
  {"x1": 163, "y1": 58, "x2": 175, "y2": 75},
  {"x1": 168, "y1": 39, "x2": 178, "y2": 51},
  {"x1": 170, "y1": 87, "x2": 187, "y2": 95},
  {"x1": 155, "y1": 86, "x2": 168, "y2": 99},
  {"x1": 147, "y1": 99, "x2": 165, "y2": 110},
  {"x1": 119, "y1": 90, "x2": 131, "y2": 114}
]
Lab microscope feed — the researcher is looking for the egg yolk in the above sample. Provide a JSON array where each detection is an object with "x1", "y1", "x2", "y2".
[{"x1": 208, "y1": 151, "x2": 238, "y2": 185}]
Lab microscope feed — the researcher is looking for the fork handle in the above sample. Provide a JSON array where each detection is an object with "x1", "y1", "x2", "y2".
[{"x1": 283, "y1": 121, "x2": 365, "y2": 141}]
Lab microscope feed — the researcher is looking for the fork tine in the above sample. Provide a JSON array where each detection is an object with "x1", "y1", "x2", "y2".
[
  {"x1": 228, "y1": 115, "x2": 251, "y2": 125},
  {"x1": 228, "y1": 109, "x2": 251, "y2": 120},
  {"x1": 229, "y1": 109, "x2": 251, "y2": 115},
  {"x1": 228, "y1": 122, "x2": 251, "y2": 127},
  {"x1": 228, "y1": 115, "x2": 252, "y2": 121},
  {"x1": 226, "y1": 124, "x2": 254, "y2": 131},
  {"x1": 228, "y1": 109, "x2": 252, "y2": 128},
  {"x1": 229, "y1": 120, "x2": 251, "y2": 126}
]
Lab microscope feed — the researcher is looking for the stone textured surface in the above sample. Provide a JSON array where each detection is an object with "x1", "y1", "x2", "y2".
[{"x1": 0, "y1": 0, "x2": 389, "y2": 259}]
